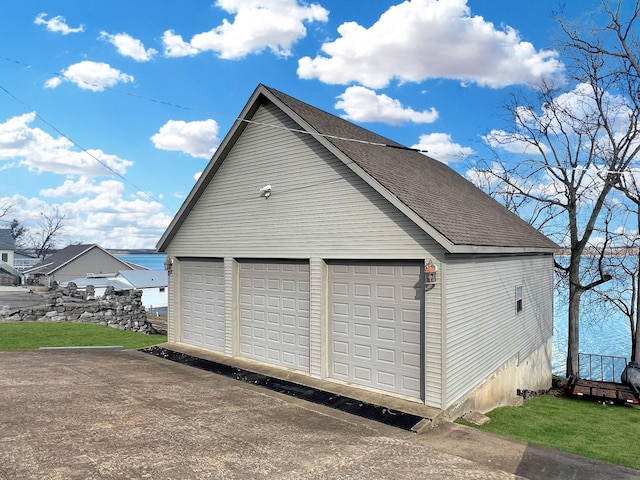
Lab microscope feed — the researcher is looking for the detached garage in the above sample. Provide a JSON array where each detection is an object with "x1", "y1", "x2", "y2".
[{"x1": 158, "y1": 84, "x2": 558, "y2": 417}]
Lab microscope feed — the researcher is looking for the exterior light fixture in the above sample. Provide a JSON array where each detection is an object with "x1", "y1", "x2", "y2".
[
  {"x1": 424, "y1": 260, "x2": 437, "y2": 286},
  {"x1": 260, "y1": 185, "x2": 272, "y2": 198}
]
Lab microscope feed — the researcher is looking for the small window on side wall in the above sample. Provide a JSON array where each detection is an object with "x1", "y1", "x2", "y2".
[
  {"x1": 1, "y1": 253, "x2": 7, "y2": 262},
  {"x1": 515, "y1": 285, "x2": 523, "y2": 313}
]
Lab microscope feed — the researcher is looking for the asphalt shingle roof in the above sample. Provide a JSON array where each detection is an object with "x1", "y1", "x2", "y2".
[
  {"x1": 265, "y1": 85, "x2": 557, "y2": 251},
  {"x1": 26, "y1": 244, "x2": 134, "y2": 275},
  {"x1": 26, "y1": 244, "x2": 97, "y2": 275},
  {"x1": 0, "y1": 229, "x2": 15, "y2": 250},
  {"x1": 158, "y1": 84, "x2": 557, "y2": 253}
]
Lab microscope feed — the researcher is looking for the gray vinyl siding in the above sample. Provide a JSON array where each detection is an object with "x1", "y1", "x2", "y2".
[
  {"x1": 165, "y1": 101, "x2": 442, "y2": 260},
  {"x1": 167, "y1": 260, "x2": 177, "y2": 343},
  {"x1": 424, "y1": 258, "x2": 444, "y2": 409},
  {"x1": 309, "y1": 257, "x2": 326, "y2": 378},
  {"x1": 444, "y1": 254, "x2": 553, "y2": 407},
  {"x1": 224, "y1": 257, "x2": 238, "y2": 356}
]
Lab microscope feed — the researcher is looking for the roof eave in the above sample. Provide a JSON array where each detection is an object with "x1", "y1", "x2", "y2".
[
  {"x1": 446, "y1": 244, "x2": 559, "y2": 255},
  {"x1": 24, "y1": 262, "x2": 54, "y2": 274}
]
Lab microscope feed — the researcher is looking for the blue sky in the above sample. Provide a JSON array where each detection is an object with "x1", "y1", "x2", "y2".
[{"x1": 0, "y1": 0, "x2": 603, "y2": 249}]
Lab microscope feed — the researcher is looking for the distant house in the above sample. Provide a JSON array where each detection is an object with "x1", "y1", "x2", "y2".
[
  {"x1": 0, "y1": 229, "x2": 14, "y2": 266},
  {"x1": 64, "y1": 269, "x2": 168, "y2": 311},
  {"x1": 0, "y1": 229, "x2": 22, "y2": 286},
  {"x1": 25, "y1": 244, "x2": 143, "y2": 288},
  {"x1": 157, "y1": 85, "x2": 558, "y2": 418},
  {"x1": 13, "y1": 251, "x2": 40, "y2": 272}
]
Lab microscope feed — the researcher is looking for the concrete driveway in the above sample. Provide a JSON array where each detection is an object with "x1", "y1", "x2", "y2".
[
  {"x1": 0, "y1": 349, "x2": 512, "y2": 480},
  {"x1": 0, "y1": 349, "x2": 638, "y2": 480}
]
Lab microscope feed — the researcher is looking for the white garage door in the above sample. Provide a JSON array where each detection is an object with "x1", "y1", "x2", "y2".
[
  {"x1": 239, "y1": 261, "x2": 310, "y2": 373},
  {"x1": 181, "y1": 259, "x2": 226, "y2": 351},
  {"x1": 329, "y1": 262, "x2": 423, "y2": 399}
]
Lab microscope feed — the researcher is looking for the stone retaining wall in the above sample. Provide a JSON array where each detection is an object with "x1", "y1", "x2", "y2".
[{"x1": 0, "y1": 285, "x2": 156, "y2": 334}]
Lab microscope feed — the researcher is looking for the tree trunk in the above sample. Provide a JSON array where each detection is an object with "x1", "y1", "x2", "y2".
[
  {"x1": 566, "y1": 253, "x2": 583, "y2": 377},
  {"x1": 566, "y1": 292, "x2": 582, "y2": 376},
  {"x1": 634, "y1": 213, "x2": 640, "y2": 362}
]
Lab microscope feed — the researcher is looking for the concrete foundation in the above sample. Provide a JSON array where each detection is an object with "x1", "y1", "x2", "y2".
[{"x1": 443, "y1": 340, "x2": 553, "y2": 420}]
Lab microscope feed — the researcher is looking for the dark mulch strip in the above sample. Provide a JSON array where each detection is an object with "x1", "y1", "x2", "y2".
[{"x1": 141, "y1": 345, "x2": 425, "y2": 431}]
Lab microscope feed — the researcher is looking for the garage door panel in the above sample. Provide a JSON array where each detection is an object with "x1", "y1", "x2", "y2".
[
  {"x1": 354, "y1": 344, "x2": 371, "y2": 360},
  {"x1": 377, "y1": 348, "x2": 395, "y2": 364},
  {"x1": 377, "y1": 371, "x2": 396, "y2": 387},
  {"x1": 239, "y1": 262, "x2": 310, "y2": 373},
  {"x1": 181, "y1": 260, "x2": 225, "y2": 352},
  {"x1": 333, "y1": 362, "x2": 348, "y2": 376},
  {"x1": 376, "y1": 285, "x2": 395, "y2": 299},
  {"x1": 330, "y1": 262, "x2": 423, "y2": 400},
  {"x1": 355, "y1": 367, "x2": 371, "y2": 381},
  {"x1": 298, "y1": 299, "x2": 310, "y2": 312}
]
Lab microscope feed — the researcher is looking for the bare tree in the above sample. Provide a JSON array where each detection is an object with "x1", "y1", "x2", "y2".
[
  {"x1": 9, "y1": 219, "x2": 27, "y2": 249},
  {"x1": 598, "y1": 171, "x2": 640, "y2": 363},
  {"x1": 474, "y1": 1, "x2": 640, "y2": 376},
  {"x1": 0, "y1": 201, "x2": 11, "y2": 223},
  {"x1": 559, "y1": 0, "x2": 640, "y2": 372},
  {"x1": 30, "y1": 206, "x2": 67, "y2": 260}
]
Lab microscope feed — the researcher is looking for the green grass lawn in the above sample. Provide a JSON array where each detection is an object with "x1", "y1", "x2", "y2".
[
  {"x1": 458, "y1": 395, "x2": 640, "y2": 470},
  {"x1": 0, "y1": 322, "x2": 167, "y2": 350}
]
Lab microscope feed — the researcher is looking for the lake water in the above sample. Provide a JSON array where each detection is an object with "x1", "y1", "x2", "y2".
[
  {"x1": 117, "y1": 253, "x2": 167, "y2": 271},
  {"x1": 552, "y1": 290, "x2": 632, "y2": 377},
  {"x1": 120, "y1": 254, "x2": 633, "y2": 376}
]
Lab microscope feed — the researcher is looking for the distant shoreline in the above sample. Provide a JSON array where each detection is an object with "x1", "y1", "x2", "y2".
[
  {"x1": 108, "y1": 249, "x2": 161, "y2": 255},
  {"x1": 555, "y1": 248, "x2": 639, "y2": 257}
]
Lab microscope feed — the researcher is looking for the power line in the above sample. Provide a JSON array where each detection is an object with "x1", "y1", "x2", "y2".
[
  {"x1": 0, "y1": 54, "x2": 430, "y2": 154},
  {"x1": 0, "y1": 81, "x2": 171, "y2": 210},
  {"x1": 239, "y1": 119, "x2": 429, "y2": 153},
  {"x1": 0, "y1": 54, "x2": 219, "y2": 117}
]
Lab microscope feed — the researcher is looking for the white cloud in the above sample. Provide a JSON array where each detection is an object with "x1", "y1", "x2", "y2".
[
  {"x1": 34, "y1": 13, "x2": 85, "y2": 35},
  {"x1": 482, "y1": 128, "x2": 547, "y2": 155},
  {"x1": 39, "y1": 177, "x2": 122, "y2": 198},
  {"x1": 45, "y1": 61, "x2": 134, "y2": 92},
  {"x1": 0, "y1": 112, "x2": 133, "y2": 176},
  {"x1": 163, "y1": 0, "x2": 328, "y2": 59},
  {"x1": 537, "y1": 83, "x2": 632, "y2": 135},
  {"x1": 297, "y1": 0, "x2": 563, "y2": 89},
  {"x1": 484, "y1": 83, "x2": 633, "y2": 156},
  {"x1": 1, "y1": 186, "x2": 173, "y2": 250},
  {"x1": 335, "y1": 86, "x2": 438, "y2": 125},
  {"x1": 411, "y1": 132, "x2": 474, "y2": 163},
  {"x1": 162, "y1": 30, "x2": 200, "y2": 57},
  {"x1": 151, "y1": 119, "x2": 221, "y2": 159},
  {"x1": 99, "y1": 31, "x2": 158, "y2": 62}
]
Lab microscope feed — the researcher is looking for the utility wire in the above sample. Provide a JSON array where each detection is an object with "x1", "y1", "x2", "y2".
[
  {"x1": 239, "y1": 119, "x2": 429, "y2": 153},
  {"x1": 0, "y1": 81, "x2": 171, "y2": 210},
  {"x1": 4, "y1": 53, "x2": 639, "y2": 185},
  {"x1": 0, "y1": 54, "x2": 429, "y2": 154}
]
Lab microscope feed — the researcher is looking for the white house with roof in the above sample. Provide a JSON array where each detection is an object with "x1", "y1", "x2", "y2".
[{"x1": 156, "y1": 84, "x2": 558, "y2": 419}]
